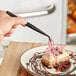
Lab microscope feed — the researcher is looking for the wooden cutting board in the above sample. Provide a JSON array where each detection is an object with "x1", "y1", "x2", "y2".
[{"x1": 0, "y1": 42, "x2": 45, "y2": 76}]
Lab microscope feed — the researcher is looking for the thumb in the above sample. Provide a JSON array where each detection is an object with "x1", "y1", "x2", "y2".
[{"x1": 13, "y1": 17, "x2": 27, "y2": 27}]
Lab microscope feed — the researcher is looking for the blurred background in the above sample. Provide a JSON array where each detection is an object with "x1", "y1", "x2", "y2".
[
  {"x1": 67, "y1": 0, "x2": 76, "y2": 44},
  {"x1": 0, "y1": 0, "x2": 76, "y2": 64}
]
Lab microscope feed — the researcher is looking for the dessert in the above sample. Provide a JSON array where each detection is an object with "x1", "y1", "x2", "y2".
[
  {"x1": 41, "y1": 49, "x2": 70, "y2": 68},
  {"x1": 41, "y1": 39, "x2": 71, "y2": 72}
]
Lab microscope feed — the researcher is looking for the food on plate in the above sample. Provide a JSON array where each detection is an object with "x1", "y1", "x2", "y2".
[
  {"x1": 41, "y1": 39, "x2": 71, "y2": 72},
  {"x1": 25, "y1": 38, "x2": 76, "y2": 75},
  {"x1": 41, "y1": 49, "x2": 70, "y2": 68}
]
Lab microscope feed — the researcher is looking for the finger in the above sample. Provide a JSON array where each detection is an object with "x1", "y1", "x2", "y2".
[
  {"x1": 4, "y1": 29, "x2": 15, "y2": 37},
  {"x1": 13, "y1": 17, "x2": 27, "y2": 27},
  {"x1": 0, "y1": 10, "x2": 6, "y2": 15},
  {"x1": 12, "y1": 25, "x2": 18, "y2": 29},
  {"x1": 8, "y1": 29, "x2": 15, "y2": 34},
  {"x1": 4, "y1": 33, "x2": 12, "y2": 37}
]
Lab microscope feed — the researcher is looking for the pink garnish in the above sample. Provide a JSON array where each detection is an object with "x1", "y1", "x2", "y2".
[
  {"x1": 42, "y1": 70, "x2": 47, "y2": 73},
  {"x1": 32, "y1": 67, "x2": 33, "y2": 69},
  {"x1": 56, "y1": 70, "x2": 58, "y2": 72},
  {"x1": 70, "y1": 52, "x2": 73, "y2": 56},
  {"x1": 56, "y1": 69, "x2": 60, "y2": 72},
  {"x1": 36, "y1": 64, "x2": 39, "y2": 66},
  {"x1": 34, "y1": 58, "x2": 36, "y2": 59},
  {"x1": 65, "y1": 50, "x2": 67, "y2": 52},
  {"x1": 33, "y1": 53, "x2": 36, "y2": 56},
  {"x1": 60, "y1": 65, "x2": 62, "y2": 67},
  {"x1": 48, "y1": 38, "x2": 54, "y2": 49},
  {"x1": 44, "y1": 70, "x2": 47, "y2": 73},
  {"x1": 33, "y1": 61, "x2": 36, "y2": 63},
  {"x1": 68, "y1": 73, "x2": 71, "y2": 76},
  {"x1": 44, "y1": 37, "x2": 65, "y2": 61},
  {"x1": 63, "y1": 64, "x2": 65, "y2": 67},
  {"x1": 55, "y1": 45, "x2": 65, "y2": 52}
]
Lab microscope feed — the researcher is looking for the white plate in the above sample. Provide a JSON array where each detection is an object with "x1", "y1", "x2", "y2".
[{"x1": 20, "y1": 45, "x2": 76, "y2": 75}]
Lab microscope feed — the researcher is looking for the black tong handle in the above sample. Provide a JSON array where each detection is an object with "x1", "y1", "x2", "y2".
[{"x1": 6, "y1": 11, "x2": 50, "y2": 39}]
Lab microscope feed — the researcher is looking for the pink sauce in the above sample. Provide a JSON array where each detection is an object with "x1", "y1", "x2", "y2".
[{"x1": 44, "y1": 38, "x2": 65, "y2": 60}]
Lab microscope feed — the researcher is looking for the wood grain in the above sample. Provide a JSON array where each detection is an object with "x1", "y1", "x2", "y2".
[{"x1": 0, "y1": 42, "x2": 45, "y2": 76}]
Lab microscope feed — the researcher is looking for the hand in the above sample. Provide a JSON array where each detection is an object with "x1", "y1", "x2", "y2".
[{"x1": 0, "y1": 10, "x2": 26, "y2": 41}]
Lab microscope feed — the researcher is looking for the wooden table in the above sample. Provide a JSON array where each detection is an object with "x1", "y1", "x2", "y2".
[{"x1": 0, "y1": 42, "x2": 45, "y2": 76}]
